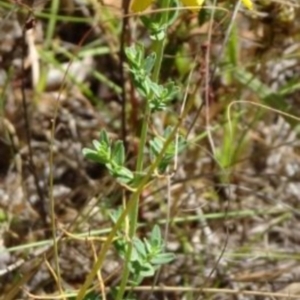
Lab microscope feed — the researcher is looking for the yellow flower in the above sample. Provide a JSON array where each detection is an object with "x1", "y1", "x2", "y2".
[
  {"x1": 130, "y1": 0, "x2": 153, "y2": 13},
  {"x1": 181, "y1": 0, "x2": 205, "y2": 10},
  {"x1": 241, "y1": 0, "x2": 253, "y2": 10},
  {"x1": 130, "y1": 0, "x2": 204, "y2": 13}
]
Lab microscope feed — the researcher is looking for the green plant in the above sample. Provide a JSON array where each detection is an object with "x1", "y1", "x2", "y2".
[
  {"x1": 111, "y1": 209, "x2": 175, "y2": 285},
  {"x1": 80, "y1": 1, "x2": 191, "y2": 299},
  {"x1": 83, "y1": 130, "x2": 134, "y2": 185}
]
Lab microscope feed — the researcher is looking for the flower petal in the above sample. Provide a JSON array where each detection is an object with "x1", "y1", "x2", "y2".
[
  {"x1": 130, "y1": 0, "x2": 153, "y2": 12},
  {"x1": 181, "y1": 0, "x2": 205, "y2": 11},
  {"x1": 241, "y1": 0, "x2": 253, "y2": 10}
]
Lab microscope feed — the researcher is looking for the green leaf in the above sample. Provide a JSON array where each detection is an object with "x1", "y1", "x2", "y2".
[
  {"x1": 106, "y1": 163, "x2": 134, "y2": 184},
  {"x1": 116, "y1": 166, "x2": 134, "y2": 183},
  {"x1": 142, "y1": 76, "x2": 153, "y2": 97},
  {"x1": 92, "y1": 139, "x2": 101, "y2": 150},
  {"x1": 149, "y1": 138, "x2": 163, "y2": 156},
  {"x1": 151, "y1": 28, "x2": 166, "y2": 41},
  {"x1": 125, "y1": 44, "x2": 144, "y2": 69},
  {"x1": 144, "y1": 238, "x2": 152, "y2": 253},
  {"x1": 226, "y1": 24, "x2": 238, "y2": 67},
  {"x1": 130, "y1": 260, "x2": 155, "y2": 277},
  {"x1": 139, "y1": 263, "x2": 155, "y2": 277},
  {"x1": 133, "y1": 237, "x2": 147, "y2": 258},
  {"x1": 111, "y1": 141, "x2": 125, "y2": 166},
  {"x1": 278, "y1": 78, "x2": 300, "y2": 96},
  {"x1": 143, "y1": 53, "x2": 156, "y2": 75},
  {"x1": 109, "y1": 207, "x2": 122, "y2": 224},
  {"x1": 150, "y1": 225, "x2": 162, "y2": 247},
  {"x1": 99, "y1": 130, "x2": 110, "y2": 147},
  {"x1": 149, "y1": 129, "x2": 188, "y2": 173},
  {"x1": 141, "y1": 21, "x2": 166, "y2": 41},
  {"x1": 150, "y1": 253, "x2": 175, "y2": 265},
  {"x1": 148, "y1": 82, "x2": 180, "y2": 112},
  {"x1": 82, "y1": 148, "x2": 106, "y2": 164},
  {"x1": 130, "y1": 245, "x2": 140, "y2": 262},
  {"x1": 165, "y1": 81, "x2": 180, "y2": 98}
]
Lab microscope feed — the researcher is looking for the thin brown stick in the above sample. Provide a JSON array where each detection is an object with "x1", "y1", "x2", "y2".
[
  {"x1": 120, "y1": 0, "x2": 131, "y2": 150},
  {"x1": 21, "y1": 12, "x2": 48, "y2": 230}
]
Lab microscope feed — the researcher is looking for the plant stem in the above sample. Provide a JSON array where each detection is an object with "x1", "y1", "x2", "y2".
[
  {"x1": 116, "y1": 1, "x2": 171, "y2": 299},
  {"x1": 37, "y1": 0, "x2": 60, "y2": 93},
  {"x1": 76, "y1": 76, "x2": 194, "y2": 300},
  {"x1": 151, "y1": 1, "x2": 170, "y2": 82}
]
